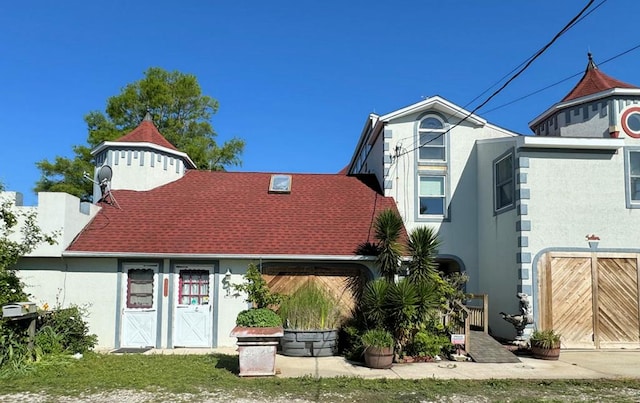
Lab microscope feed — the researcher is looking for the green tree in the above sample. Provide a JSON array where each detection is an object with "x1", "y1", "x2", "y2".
[{"x1": 35, "y1": 67, "x2": 245, "y2": 200}]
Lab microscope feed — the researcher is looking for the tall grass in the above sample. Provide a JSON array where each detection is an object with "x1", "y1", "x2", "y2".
[{"x1": 278, "y1": 282, "x2": 343, "y2": 330}]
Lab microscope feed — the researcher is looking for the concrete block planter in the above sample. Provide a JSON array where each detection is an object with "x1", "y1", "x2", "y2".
[
  {"x1": 280, "y1": 329, "x2": 338, "y2": 357},
  {"x1": 230, "y1": 326, "x2": 284, "y2": 376}
]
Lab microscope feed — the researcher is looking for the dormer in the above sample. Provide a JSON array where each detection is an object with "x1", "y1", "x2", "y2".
[
  {"x1": 529, "y1": 53, "x2": 640, "y2": 138},
  {"x1": 90, "y1": 114, "x2": 197, "y2": 202}
]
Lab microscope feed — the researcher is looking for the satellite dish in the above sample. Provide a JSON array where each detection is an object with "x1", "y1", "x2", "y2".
[{"x1": 97, "y1": 165, "x2": 113, "y2": 183}]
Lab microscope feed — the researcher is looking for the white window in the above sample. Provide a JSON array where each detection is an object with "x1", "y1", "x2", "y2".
[
  {"x1": 418, "y1": 116, "x2": 446, "y2": 161},
  {"x1": 127, "y1": 269, "x2": 154, "y2": 309},
  {"x1": 494, "y1": 153, "x2": 515, "y2": 212},
  {"x1": 628, "y1": 150, "x2": 640, "y2": 206},
  {"x1": 419, "y1": 176, "x2": 445, "y2": 216}
]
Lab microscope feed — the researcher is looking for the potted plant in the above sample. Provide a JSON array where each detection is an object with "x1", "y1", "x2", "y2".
[
  {"x1": 278, "y1": 282, "x2": 343, "y2": 357},
  {"x1": 361, "y1": 329, "x2": 394, "y2": 369},
  {"x1": 230, "y1": 264, "x2": 283, "y2": 376},
  {"x1": 529, "y1": 329, "x2": 561, "y2": 360}
]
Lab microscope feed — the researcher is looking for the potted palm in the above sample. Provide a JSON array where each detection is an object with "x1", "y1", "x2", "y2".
[
  {"x1": 230, "y1": 264, "x2": 283, "y2": 376},
  {"x1": 361, "y1": 329, "x2": 394, "y2": 369},
  {"x1": 278, "y1": 282, "x2": 343, "y2": 357},
  {"x1": 529, "y1": 329, "x2": 561, "y2": 360}
]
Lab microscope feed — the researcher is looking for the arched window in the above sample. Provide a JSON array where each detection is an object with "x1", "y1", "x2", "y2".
[{"x1": 418, "y1": 116, "x2": 446, "y2": 161}]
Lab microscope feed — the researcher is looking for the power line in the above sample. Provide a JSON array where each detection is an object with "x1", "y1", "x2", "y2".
[
  {"x1": 463, "y1": 0, "x2": 608, "y2": 110},
  {"x1": 393, "y1": 0, "x2": 595, "y2": 161},
  {"x1": 481, "y1": 42, "x2": 640, "y2": 115}
]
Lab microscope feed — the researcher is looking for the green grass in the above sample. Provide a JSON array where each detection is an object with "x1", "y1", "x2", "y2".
[{"x1": 0, "y1": 353, "x2": 639, "y2": 402}]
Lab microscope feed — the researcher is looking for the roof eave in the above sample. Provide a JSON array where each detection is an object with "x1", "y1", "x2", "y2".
[
  {"x1": 516, "y1": 136, "x2": 624, "y2": 151},
  {"x1": 91, "y1": 141, "x2": 197, "y2": 169},
  {"x1": 529, "y1": 88, "x2": 640, "y2": 129},
  {"x1": 379, "y1": 96, "x2": 486, "y2": 126},
  {"x1": 61, "y1": 251, "x2": 376, "y2": 261}
]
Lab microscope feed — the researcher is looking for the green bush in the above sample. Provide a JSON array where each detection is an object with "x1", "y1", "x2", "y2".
[
  {"x1": 406, "y1": 331, "x2": 451, "y2": 357},
  {"x1": 361, "y1": 329, "x2": 394, "y2": 349},
  {"x1": 38, "y1": 306, "x2": 97, "y2": 354},
  {"x1": 236, "y1": 308, "x2": 282, "y2": 327},
  {"x1": 0, "y1": 319, "x2": 30, "y2": 369}
]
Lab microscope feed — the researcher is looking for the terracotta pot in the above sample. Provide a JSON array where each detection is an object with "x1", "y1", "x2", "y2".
[
  {"x1": 531, "y1": 345, "x2": 560, "y2": 360},
  {"x1": 364, "y1": 346, "x2": 393, "y2": 369}
]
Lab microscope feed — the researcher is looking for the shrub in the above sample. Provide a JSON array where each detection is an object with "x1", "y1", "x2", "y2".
[
  {"x1": 38, "y1": 306, "x2": 97, "y2": 354},
  {"x1": 278, "y1": 282, "x2": 342, "y2": 330},
  {"x1": 233, "y1": 264, "x2": 281, "y2": 308},
  {"x1": 236, "y1": 308, "x2": 282, "y2": 327},
  {"x1": 406, "y1": 331, "x2": 451, "y2": 357},
  {"x1": 529, "y1": 329, "x2": 561, "y2": 349},
  {"x1": 0, "y1": 319, "x2": 30, "y2": 369},
  {"x1": 361, "y1": 329, "x2": 394, "y2": 349}
]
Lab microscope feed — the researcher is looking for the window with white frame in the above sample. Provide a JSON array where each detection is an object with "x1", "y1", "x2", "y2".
[
  {"x1": 419, "y1": 176, "x2": 446, "y2": 216},
  {"x1": 494, "y1": 153, "x2": 515, "y2": 212},
  {"x1": 179, "y1": 270, "x2": 210, "y2": 305},
  {"x1": 418, "y1": 116, "x2": 446, "y2": 161},
  {"x1": 127, "y1": 269, "x2": 154, "y2": 309},
  {"x1": 627, "y1": 150, "x2": 640, "y2": 207}
]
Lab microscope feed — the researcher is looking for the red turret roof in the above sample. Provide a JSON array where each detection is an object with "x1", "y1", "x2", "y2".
[
  {"x1": 115, "y1": 114, "x2": 178, "y2": 151},
  {"x1": 66, "y1": 171, "x2": 401, "y2": 256},
  {"x1": 562, "y1": 53, "x2": 638, "y2": 102}
]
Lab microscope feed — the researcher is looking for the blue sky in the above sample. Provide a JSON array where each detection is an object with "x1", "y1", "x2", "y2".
[{"x1": 1, "y1": 1, "x2": 639, "y2": 205}]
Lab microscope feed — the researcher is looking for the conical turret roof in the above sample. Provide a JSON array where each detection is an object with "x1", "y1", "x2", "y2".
[
  {"x1": 561, "y1": 53, "x2": 638, "y2": 102},
  {"x1": 115, "y1": 113, "x2": 178, "y2": 151}
]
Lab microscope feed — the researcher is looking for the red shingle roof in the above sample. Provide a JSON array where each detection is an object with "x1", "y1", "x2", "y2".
[
  {"x1": 66, "y1": 171, "x2": 400, "y2": 256},
  {"x1": 115, "y1": 118, "x2": 177, "y2": 151},
  {"x1": 562, "y1": 54, "x2": 638, "y2": 102}
]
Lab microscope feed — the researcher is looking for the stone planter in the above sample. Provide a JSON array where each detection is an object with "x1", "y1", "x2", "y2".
[
  {"x1": 364, "y1": 346, "x2": 393, "y2": 369},
  {"x1": 531, "y1": 345, "x2": 560, "y2": 360},
  {"x1": 230, "y1": 326, "x2": 284, "y2": 376},
  {"x1": 280, "y1": 329, "x2": 338, "y2": 357}
]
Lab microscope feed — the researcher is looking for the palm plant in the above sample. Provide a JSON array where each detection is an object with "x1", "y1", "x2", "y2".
[
  {"x1": 406, "y1": 226, "x2": 441, "y2": 285},
  {"x1": 360, "y1": 277, "x2": 441, "y2": 354},
  {"x1": 373, "y1": 209, "x2": 404, "y2": 283}
]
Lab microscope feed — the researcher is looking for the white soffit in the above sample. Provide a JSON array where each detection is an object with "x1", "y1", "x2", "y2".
[{"x1": 517, "y1": 136, "x2": 624, "y2": 150}]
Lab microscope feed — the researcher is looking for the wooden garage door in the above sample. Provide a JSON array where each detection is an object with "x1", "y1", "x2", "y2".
[
  {"x1": 548, "y1": 256, "x2": 594, "y2": 348},
  {"x1": 262, "y1": 264, "x2": 369, "y2": 317},
  {"x1": 597, "y1": 258, "x2": 640, "y2": 347},
  {"x1": 540, "y1": 253, "x2": 640, "y2": 349}
]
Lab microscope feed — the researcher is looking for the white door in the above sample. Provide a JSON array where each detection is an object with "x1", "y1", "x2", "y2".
[
  {"x1": 174, "y1": 266, "x2": 213, "y2": 347},
  {"x1": 121, "y1": 263, "x2": 158, "y2": 348}
]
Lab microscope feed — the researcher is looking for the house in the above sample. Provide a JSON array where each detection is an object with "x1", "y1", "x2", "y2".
[
  {"x1": 346, "y1": 54, "x2": 640, "y2": 348},
  {"x1": 9, "y1": 54, "x2": 640, "y2": 350},
  {"x1": 10, "y1": 115, "x2": 398, "y2": 350}
]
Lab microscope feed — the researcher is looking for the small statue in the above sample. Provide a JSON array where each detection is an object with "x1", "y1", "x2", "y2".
[{"x1": 499, "y1": 292, "x2": 533, "y2": 339}]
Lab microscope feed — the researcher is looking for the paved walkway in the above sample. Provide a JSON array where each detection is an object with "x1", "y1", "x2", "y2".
[{"x1": 147, "y1": 347, "x2": 640, "y2": 379}]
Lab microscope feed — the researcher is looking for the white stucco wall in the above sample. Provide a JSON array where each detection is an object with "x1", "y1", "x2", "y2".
[
  {"x1": 1, "y1": 191, "x2": 100, "y2": 257},
  {"x1": 476, "y1": 138, "x2": 520, "y2": 337},
  {"x1": 380, "y1": 111, "x2": 515, "y2": 284},
  {"x1": 16, "y1": 257, "x2": 119, "y2": 350},
  {"x1": 93, "y1": 148, "x2": 187, "y2": 201}
]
